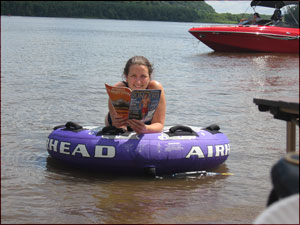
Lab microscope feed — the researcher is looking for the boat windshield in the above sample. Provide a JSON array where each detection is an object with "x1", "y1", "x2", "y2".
[{"x1": 240, "y1": 1, "x2": 299, "y2": 28}]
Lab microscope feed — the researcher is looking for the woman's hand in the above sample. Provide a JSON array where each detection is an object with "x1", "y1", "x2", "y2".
[
  {"x1": 111, "y1": 114, "x2": 127, "y2": 128},
  {"x1": 127, "y1": 119, "x2": 147, "y2": 134}
]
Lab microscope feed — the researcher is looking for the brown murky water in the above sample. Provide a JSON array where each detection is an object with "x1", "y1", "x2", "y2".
[{"x1": 1, "y1": 16, "x2": 299, "y2": 224}]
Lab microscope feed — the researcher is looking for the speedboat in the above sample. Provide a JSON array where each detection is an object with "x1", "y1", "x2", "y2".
[{"x1": 188, "y1": 1, "x2": 299, "y2": 53}]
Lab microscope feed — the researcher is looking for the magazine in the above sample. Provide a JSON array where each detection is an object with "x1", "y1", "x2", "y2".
[{"x1": 105, "y1": 83, "x2": 161, "y2": 122}]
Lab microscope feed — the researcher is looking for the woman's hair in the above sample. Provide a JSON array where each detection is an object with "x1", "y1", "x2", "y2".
[{"x1": 123, "y1": 56, "x2": 153, "y2": 79}]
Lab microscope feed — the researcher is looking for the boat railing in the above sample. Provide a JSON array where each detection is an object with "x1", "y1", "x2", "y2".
[{"x1": 196, "y1": 21, "x2": 299, "y2": 29}]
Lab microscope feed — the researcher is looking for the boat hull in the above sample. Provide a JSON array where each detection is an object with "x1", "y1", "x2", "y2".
[{"x1": 189, "y1": 25, "x2": 299, "y2": 53}]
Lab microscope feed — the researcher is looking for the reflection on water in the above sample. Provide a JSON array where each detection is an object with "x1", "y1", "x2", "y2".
[
  {"x1": 96, "y1": 175, "x2": 229, "y2": 224},
  {"x1": 46, "y1": 157, "x2": 231, "y2": 224},
  {"x1": 1, "y1": 16, "x2": 299, "y2": 224},
  {"x1": 193, "y1": 52, "x2": 299, "y2": 97}
]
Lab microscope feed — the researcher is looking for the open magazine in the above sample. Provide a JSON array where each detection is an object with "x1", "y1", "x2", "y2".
[{"x1": 105, "y1": 83, "x2": 161, "y2": 122}]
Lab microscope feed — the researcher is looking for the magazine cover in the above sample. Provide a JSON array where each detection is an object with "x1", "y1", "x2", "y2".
[
  {"x1": 128, "y1": 89, "x2": 161, "y2": 122},
  {"x1": 105, "y1": 83, "x2": 131, "y2": 118},
  {"x1": 105, "y1": 83, "x2": 161, "y2": 122}
]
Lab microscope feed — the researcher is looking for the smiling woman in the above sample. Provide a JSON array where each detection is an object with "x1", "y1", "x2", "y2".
[{"x1": 105, "y1": 56, "x2": 166, "y2": 134}]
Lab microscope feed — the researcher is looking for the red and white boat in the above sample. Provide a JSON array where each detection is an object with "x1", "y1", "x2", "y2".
[{"x1": 189, "y1": 1, "x2": 299, "y2": 53}]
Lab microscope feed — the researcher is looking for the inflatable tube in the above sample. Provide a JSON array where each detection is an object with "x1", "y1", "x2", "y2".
[{"x1": 47, "y1": 122, "x2": 230, "y2": 176}]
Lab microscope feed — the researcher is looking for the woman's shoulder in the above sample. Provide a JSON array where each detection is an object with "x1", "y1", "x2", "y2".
[
  {"x1": 148, "y1": 80, "x2": 163, "y2": 90},
  {"x1": 113, "y1": 81, "x2": 127, "y2": 87}
]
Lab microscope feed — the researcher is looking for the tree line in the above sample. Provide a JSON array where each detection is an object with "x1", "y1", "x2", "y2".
[
  {"x1": 1, "y1": 1, "x2": 299, "y2": 25},
  {"x1": 1, "y1": 1, "x2": 241, "y2": 23}
]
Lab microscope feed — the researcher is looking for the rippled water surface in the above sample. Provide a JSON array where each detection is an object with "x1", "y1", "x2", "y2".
[{"x1": 1, "y1": 16, "x2": 299, "y2": 224}]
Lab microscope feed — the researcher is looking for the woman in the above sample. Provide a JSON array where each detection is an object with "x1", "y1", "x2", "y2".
[{"x1": 105, "y1": 56, "x2": 166, "y2": 134}]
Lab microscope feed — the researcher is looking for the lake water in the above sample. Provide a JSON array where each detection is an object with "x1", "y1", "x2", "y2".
[{"x1": 1, "y1": 16, "x2": 299, "y2": 224}]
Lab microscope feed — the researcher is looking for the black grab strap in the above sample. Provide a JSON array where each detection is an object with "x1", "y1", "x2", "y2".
[
  {"x1": 205, "y1": 124, "x2": 220, "y2": 134},
  {"x1": 167, "y1": 125, "x2": 198, "y2": 137},
  {"x1": 64, "y1": 121, "x2": 83, "y2": 131},
  {"x1": 53, "y1": 121, "x2": 84, "y2": 132},
  {"x1": 169, "y1": 125, "x2": 193, "y2": 133},
  {"x1": 53, "y1": 124, "x2": 65, "y2": 130},
  {"x1": 166, "y1": 124, "x2": 221, "y2": 136},
  {"x1": 98, "y1": 126, "x2": 126, "y2": 135}
]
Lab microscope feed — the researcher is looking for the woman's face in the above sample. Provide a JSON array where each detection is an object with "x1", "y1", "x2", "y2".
[{"x1": 126, "y1": 64, "x2": 150, "y2": 90}]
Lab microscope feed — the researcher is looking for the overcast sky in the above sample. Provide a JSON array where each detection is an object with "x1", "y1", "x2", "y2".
[{"x1": 205, "y1": 1, "x2": 274, "y2": 15}]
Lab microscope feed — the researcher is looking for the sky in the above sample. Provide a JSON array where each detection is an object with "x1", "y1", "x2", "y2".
[{"x1": 205, "y1": 1, "x2": 275, "y2": 15}]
